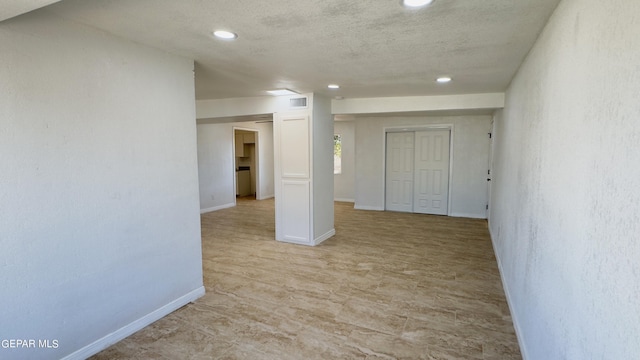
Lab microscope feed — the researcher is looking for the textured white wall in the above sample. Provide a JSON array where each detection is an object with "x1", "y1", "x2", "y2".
[
  {"x1": 489, "y1": 0, "x2": 640, "y2": 358},
  {"x1": 334, "y1": 121, "x2": 356, "y2": 202},
  {"x1": 197, "y1": 121, "x2": 274, "y2": 212},
  {"x1": 0, "y1": 10, "x2": 203, "y2": 360},
  {"x1": 355, "y1": 116, "x2": 491, "y2": 218}
]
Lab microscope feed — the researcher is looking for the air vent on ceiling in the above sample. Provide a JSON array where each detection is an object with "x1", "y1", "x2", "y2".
[{"x1": 289, "y1": 96, "x2": 308, "y2": 109}]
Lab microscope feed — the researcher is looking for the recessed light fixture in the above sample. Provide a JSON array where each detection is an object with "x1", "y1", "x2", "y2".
[
  {"x1": 402, "y1": 0, "x2": 435, "y2": 8},
  {"x1": 328, "y1": 84, "x2": 340, "y2": 89},
  {"x1": 213, "y1": 30, "x2": 238, "y2": 40},
  {"x1": 266, "y1": 88, "x2": 299, "y2": 96},
  {"x1": 436, "y1": 76, "x2": 452, "y2": 83}
]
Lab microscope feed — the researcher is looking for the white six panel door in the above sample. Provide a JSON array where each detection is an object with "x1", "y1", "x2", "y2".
[
  {"x1": 414, "y1": 130, "x2": 450, "y2": 215},
  {"x1": 385, "y1": 132, "x2": 415, "y2": 212}
]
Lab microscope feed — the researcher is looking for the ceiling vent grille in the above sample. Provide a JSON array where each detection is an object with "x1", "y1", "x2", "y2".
[{"x1": 289, "y1": 97, "x2": 308, "y2": 109}]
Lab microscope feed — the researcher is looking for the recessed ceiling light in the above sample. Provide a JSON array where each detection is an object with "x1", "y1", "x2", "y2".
[
  {"x1": 402, "y1": 0, "x2": 435, "y2": 8},
  {"x1": 266, "y1": 89, "x2": 299, "y2": 96},
  {"x1": 436, "y1": 76, "x2": 452, "y2": 83},
  {"x1": 213, "y1": 30, "x2": 238, "y2": 40},
  {"x1": 328, "y1": 84, "x2": 340, "y2": 89}
]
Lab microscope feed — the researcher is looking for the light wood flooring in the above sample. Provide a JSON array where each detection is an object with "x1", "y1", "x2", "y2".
[{"x1": 90, "y1": 198, "x2": 521, "y2": 359}]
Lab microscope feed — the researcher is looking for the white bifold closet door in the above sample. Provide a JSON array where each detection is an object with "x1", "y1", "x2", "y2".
[
  {"x1": 385, "y1": 130, "x2": 450, "y2": 215},
  {"x1": 385, "y1": 132, "x2": 415, "y2": 212}
]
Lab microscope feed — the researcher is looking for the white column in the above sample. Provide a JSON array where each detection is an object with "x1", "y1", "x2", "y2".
[{"x1": 274, "y1": 94, "x2": 335, "y2": 245}]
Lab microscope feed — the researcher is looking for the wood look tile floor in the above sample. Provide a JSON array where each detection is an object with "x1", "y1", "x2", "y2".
[{"x1": 90, "y1": 198, "x2": 521, "y2": 359}]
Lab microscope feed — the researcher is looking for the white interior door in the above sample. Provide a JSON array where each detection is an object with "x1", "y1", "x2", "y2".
[
  {"x1": 385, "y1": 132, "x2": 414, "y2": 212},
  {"x1": 413, "y1": 130, "x2": 450, "y2": 215}
]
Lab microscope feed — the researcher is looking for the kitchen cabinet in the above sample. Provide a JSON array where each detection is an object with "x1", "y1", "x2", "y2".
[
  {"x1": 235, "y1": 133, "x2": 245, "y2": 157},
  {"x1": 243, "y1": 132, "x2": 255, "y2": 144},
  {"x1": 235, "y1": 132, "x2": 256, "y2": 157}
]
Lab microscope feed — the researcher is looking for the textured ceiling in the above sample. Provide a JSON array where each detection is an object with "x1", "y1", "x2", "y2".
[{"x1": 44, "y1": 0, "x2": 561, "y2": 100}]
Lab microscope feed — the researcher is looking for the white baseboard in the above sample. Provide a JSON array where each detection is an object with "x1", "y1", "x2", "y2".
[
  {"x1": 334, "y1": 198, "x2": 355, "y2": 203},
  {"x1": 488, "y1": 224, "x2": 528, "y2": 360},
  {"x1": 62, "y1": 286, "x2": 205, "y2": 360},
  {"x1": 314, "y1": 229, "x2": 336, "y2": 246},
  {"x1": 354, "y1": 204, "x2": 384, "y2": 211},
  {"x1": 200, "y1": 202, "x2": 235, "y2": 214},
  {"x1": 276, "y1": 237, "x2": 310, "y2": 245},
  {"x1": 257, "y1": 194, "x2": 274, "y2": 200},
  {"x1": 449, "y1": 211, "x2": 487, "y2": 219}
]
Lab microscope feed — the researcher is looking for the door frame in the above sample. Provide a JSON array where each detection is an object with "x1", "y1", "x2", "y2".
[
  {"x1": 232, "y1": 127, "x2": 261, "y2": 204},
  {"x1": 487, "y1": 117, "x2": 495, "y2": 220},
  {"x1": 382, "y1": 124, "x2": 454, "y2": 216}
]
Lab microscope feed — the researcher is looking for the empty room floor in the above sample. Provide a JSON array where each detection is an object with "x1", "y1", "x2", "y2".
[{"x1": 91, "y1": 198, "x2": 521, "y2": 359}]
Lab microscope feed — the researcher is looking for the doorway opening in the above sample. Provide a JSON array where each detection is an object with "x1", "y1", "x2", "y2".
[
  {"x1": 233, "y1": 128, "x2": 259, "y2": 202},
  {"x1": 384, "y1": 126, "x2": 453, "y2": 215}
]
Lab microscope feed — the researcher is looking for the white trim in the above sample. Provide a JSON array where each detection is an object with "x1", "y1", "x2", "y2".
[
  {"x1": 276, "y1": 238, "x2": 310, "y2": 246},
  {"x1": 314, "y1": 228, "x2": 336, "y2": 246},
  {"x1": 487, "y1": 115, "x2": 497, "y2": 221},
  {"x1": 354, "y1": 204, "x2": 384, "y2": 211},
  {"x1": 62, "y1": 286, "x2": 205, "y2": 360},
  {"x1": 257, "y1": 194, "x2": 274, "y2": 200},
  {"x1": 334, "y1": 198, "x2": 355, "y2": 203},
  {"x1": 488, "y1": 225, "x2": 529, "y2": 360},
  {"x1": 449, "y1": 212, "x2": 487, "y2": 219},
  {"x1": 200, "y1": 202, "x2": 234, "y2": 214}
]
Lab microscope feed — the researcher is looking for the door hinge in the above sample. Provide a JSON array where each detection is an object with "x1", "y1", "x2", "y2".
[
  {"x1": 488, "y1": 132, "x2": 492, "y2": 139},
  {"x1": 488, "y1": 169, "x2": 491, "y2": 175},
  {"x1": 486, "y1": 204, "x2": 489, "y2": 210}
]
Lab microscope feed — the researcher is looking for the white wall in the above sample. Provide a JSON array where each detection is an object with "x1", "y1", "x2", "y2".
[
  {"x1": 332, "y1": 93, "x2": 505, "y2": 115},
  {"x1": 197, "y1": 121, "x2": 274, "y2": 212},
  {"x1": 334, "y1": 121, "x2": 356, "y2": 202},
  {"x1": 196, "y1": 95, "x2": 290, "y2": 119},
  {"x1": 0, "y1": 10, "x2": 203, "y2": 360},
  {"x1": 489, "y1": 0, "x2": 640, "y2": 358},
  {"x1": 311, "y1": 94, "x2": 335, "y2": 241},
  {"x1": 354, "y1": 116, "x2": 491, "y2": 218}
]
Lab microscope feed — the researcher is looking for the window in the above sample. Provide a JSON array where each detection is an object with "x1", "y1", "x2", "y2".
[{"x1": 334, "y1": 134, "x2": 342, "y2": 174}]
